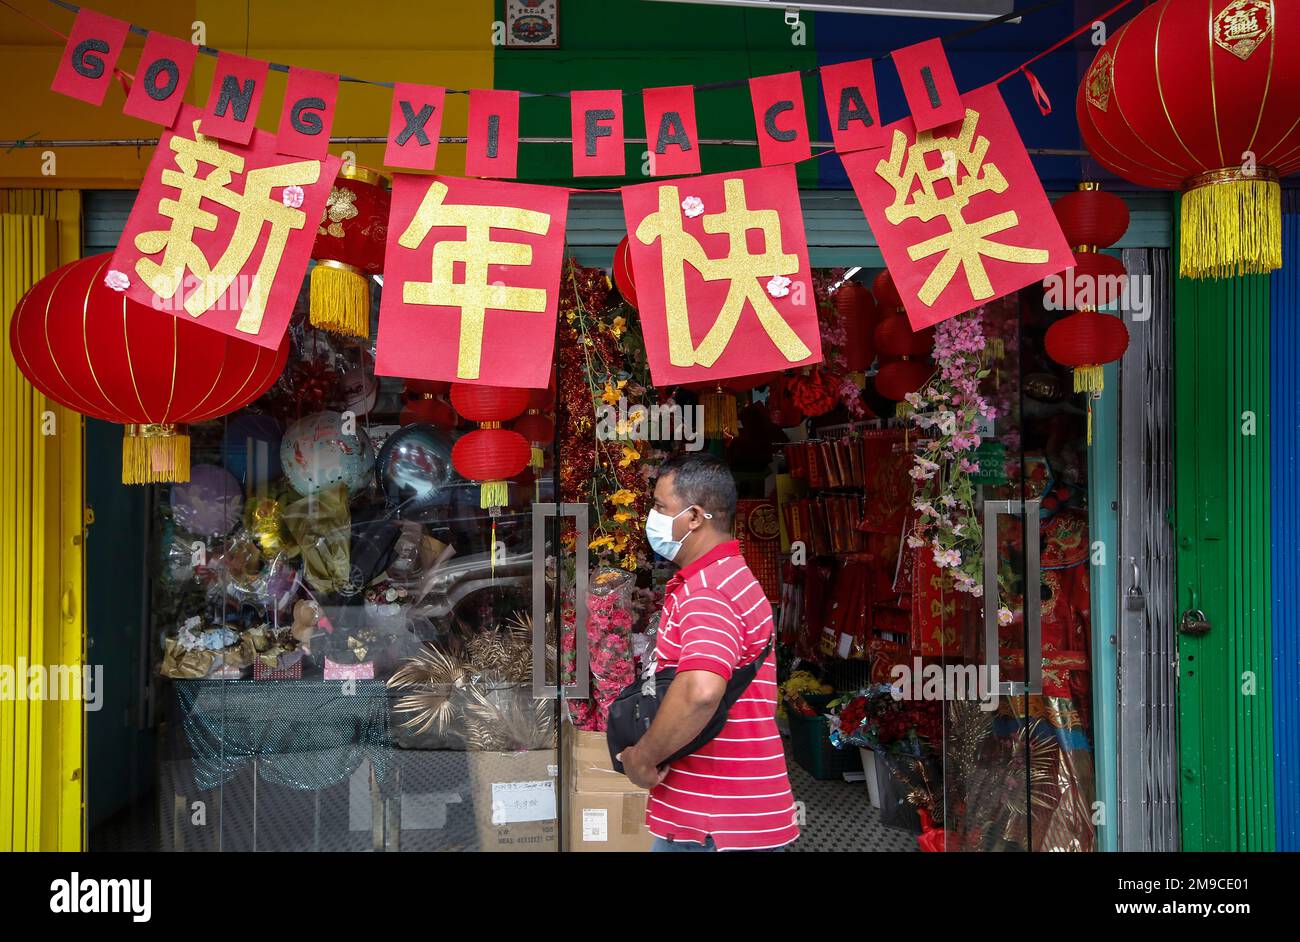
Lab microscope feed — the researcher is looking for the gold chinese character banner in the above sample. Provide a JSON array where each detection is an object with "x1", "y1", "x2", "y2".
[
  {"x1": 111, "y1": 104, "x2": 341, "y2": 349},
  {"x1": 843, "y1": 83, "x2": 1073, "y2": 332},
  {"x1": 374, "y1": 174, "x2": 570, "y2": 389},
  {"x1": 620, "y1": 164, "x2": 822, "y2": 387}
]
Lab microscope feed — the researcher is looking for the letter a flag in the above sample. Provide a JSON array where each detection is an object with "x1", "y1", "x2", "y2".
[
  {"x1": 621, "y1": 164, "x2": 822, "y2": 387},
  {"x1": 843, "y1": 83, "x2": 1072, "y2": 331},
  {"x1": 375, "y1": 175, "x2": 570, "y2": 389},
  {"x1": 111, "y1": 104, "x2": 340, "y2": 348}
]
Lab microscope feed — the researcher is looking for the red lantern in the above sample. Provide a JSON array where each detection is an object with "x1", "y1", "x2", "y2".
[
  {"x1": 309, "y1": 164, "x2": 391, "y2": 338},
  {"x1": 874, "y1": 315, "x2": 934, "y2": 359},
  {"x1": 1077, "y1": 0, "x2": 1299, "y2": 277},
  {"x1": 400, "y1": 392, "x2": 458, "y2": 429},
  {"x1": 1044, "y1": 310, "x2": 1130, "y2": 394},
  {"x1": 872, "y1": 269, "x2": 903, "y2": 312},
  {"x1": 834, "y1": 281, "x2": 878, "y2": 372},
  {"x1": 513, "y1": 409, "x2": 555, "y2": 469},
  {"x1": 9, "y1": 255, "x2": 287, "y2": 484},
  {"x1": 613, "y1": 236, "x2": 638, "y2": 310},
  {"x1": 1053, "y1": 185, "x2": 1130, "y2": 249},
  {"x1": 874, "y1": 359, "x2": 934, "y2": 403},
  {"x1": 449, "y1": 383, "x2": 532, "y2": 507},
  {"x1": 767, "y1": 375, "x2": 805, "y2": 429},
  {"x1": 405, "y1": 378, "x2": 450, "y2": 396}
]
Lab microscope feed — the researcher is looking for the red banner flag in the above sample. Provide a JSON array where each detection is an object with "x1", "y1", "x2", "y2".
[
  {"x1": 748, "y1": 72, "x2": 812, "y2": 167},
  {"x1": 50, "y1": 8, "x2": 130, "y2": 105},
  {"x1": 200, "y1": 52, "x2": 269, "y2": 145},
  {"x1": 110, "y1": 104, "x2": 340, "y2": 348},
  {"x1": 891, "y1": 38, "x2": 963, "y2": 132},
  {"x1": 384, "y1": 83, "x2": 446, "y2": 171},
  {"x1": 621, "y1": 164, "x2": 822, "y2": 386},
  {"x1": 819, "y1": 58, "x2": 883, "y2": 154},
  {"x1": 122, "y1": 31, "x2": 197, "y2": 126},
  {"x1": 843, "y1": 83, "x2": 1072, "y2": 331},
  {"x1": 570, "y1": 89, "x2": 625, "y2": 177},
  {"x1": 375, "y1": 175, "x2": 570, "y2": 388},
  {"x1": 465, "y1": 89, "x2": 520, "y2": 179},
  {"x1": 643, "y1": 85, "x2": 700, "y2": 177},
  {"x1": 276, "y1": 67, "x2": 339, "y2": 160}
]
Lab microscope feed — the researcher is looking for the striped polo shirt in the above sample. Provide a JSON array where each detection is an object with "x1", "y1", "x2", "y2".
[{"x1": 646, "y1": 540, "x2": 799, "y2": 851}]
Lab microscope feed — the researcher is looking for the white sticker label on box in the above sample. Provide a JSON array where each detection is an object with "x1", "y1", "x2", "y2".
[
  {"x1": 837, "y1": 632, "x2": 852, "y2": 659},
  {"x1": 582, "y1": 808, "x2": 609, "y2": 842},
  {"x1": 490, "y1": 780, "x2": 556, "y2": 825}
]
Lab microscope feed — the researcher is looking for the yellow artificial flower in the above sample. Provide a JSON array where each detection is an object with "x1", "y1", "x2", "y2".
[
  {"x1": 613, "y1": 511, "x2": 634, "y2": 523},
  {"x1": 610, "y1": 315, "x2": 627, "y2": 338},
  {"x1": 609, "y1": 488, "x2": 636, "y2": 507},
  {"x1": 613, "y1": 533, "x2": 629, "y2": 552},
  {"x1": 588, "y1": 535, "x2": 616, "y2": 551},
  {"x1": 619, "y1": 445, "x2": 640, "y2": 468},
  {"x1": 600, "y1": 379, "x2": 627, "y2": 406},
  {"x1": 620, "y1": 554, "x2": 638, "y2": 571}
]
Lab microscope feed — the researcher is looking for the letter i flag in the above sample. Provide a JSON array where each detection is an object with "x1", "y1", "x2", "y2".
[
  {"x1": 620, "y1": 163, "x2": 822, "y2": 387},
  {"x1": 374, "y1": 175, "x2": 570, "y2": 389},
  {"x1": 110, "y1": 104, "x2": 341, "y2": 348},
  {"x1": 842, "y1": 83, "x2": 1072, "y2": 331}
]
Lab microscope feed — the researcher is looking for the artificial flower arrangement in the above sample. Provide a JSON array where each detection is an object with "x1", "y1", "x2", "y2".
[
  {"x1": 565, "y1": 567, "x2": 637, "y2": 732},
  {"x1": 827, "y1": 684, "x2": 944, "y2": 756},
  {"x1": 780, "y1": 270, "x2": 868, "y2": 420}
]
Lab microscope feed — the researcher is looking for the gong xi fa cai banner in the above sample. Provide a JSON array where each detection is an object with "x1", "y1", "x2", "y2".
[{"x1": 57, "y1": 6, "x2": 1072, "y2": 389}]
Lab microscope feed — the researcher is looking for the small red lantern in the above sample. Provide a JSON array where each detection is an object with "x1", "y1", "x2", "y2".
[
  {"x1": 1053, "y1": 186, "x2": 1129, "y2": 249},
  {"x1": 309, "y1": 164, "x2": 391, "y2": 338},
  {"x1": 872, "y1": 269, "x2": 904, "y2": 313},
  {"x1": 1045, "y1": 311, "x2": 1130, "y2": 394},
  {"x1": 400, "y1": 391, "x2": 459, "y2": 429},
  {"x1": 767, "y1": 375, "x2": 805, "y2": 428},
  {"x1": 875, "y1": 359, "x2": 934, "y2": 403},
  {"x1": 513, "y1": 409, "x2": 555, "y2": 469},
  {"x1": 613, "y1": 236, "x2": 638, "y2": 310},
  {"x1": 834, "y1": 281, "x2": 878, "y2": 372},
  {"x1": 874, "y1": 315, "x2": 934, "y2": 359},
  {"x1": 449, "y1": 383, "x2": 532, "y2": 507},
  {"x1": 9, "y1": 255, "x2": 287, "y2": 484}
]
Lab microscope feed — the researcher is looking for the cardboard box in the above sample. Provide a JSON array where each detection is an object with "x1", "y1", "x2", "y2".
[
  {"x1": 564, "y1": 726, "x2": 641, "y2": 794},
  {"x1": 567, "y1": 788, "x2": 653, "y2": 852},
  {"x1": 465, "y1": 750, "x2": 558, "y2": 852}
]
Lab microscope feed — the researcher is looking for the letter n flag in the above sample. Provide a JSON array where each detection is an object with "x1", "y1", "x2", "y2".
[{"x1": 842, "y1": 83, "x2": 1072, "y2": 331}]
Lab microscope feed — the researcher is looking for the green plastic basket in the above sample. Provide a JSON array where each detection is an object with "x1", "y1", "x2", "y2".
[{"x1": 787, "y1": 708, "x2": 859, "y2": 781}]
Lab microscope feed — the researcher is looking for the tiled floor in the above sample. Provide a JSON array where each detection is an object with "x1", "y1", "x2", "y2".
[{"x1": 783, "y1": 741, "x2": 918, "y2": 853}]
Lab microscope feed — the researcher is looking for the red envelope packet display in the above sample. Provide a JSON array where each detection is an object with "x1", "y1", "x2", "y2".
[
  {"x1": 858, "y1": 429, "x2": 912, "y2": 535},
  {"x1": 735, "y1": 499, "x2": 782, "y2": 603},
  {"x1": 911, "y1": 552, "x2": 969, "y2": 657}
]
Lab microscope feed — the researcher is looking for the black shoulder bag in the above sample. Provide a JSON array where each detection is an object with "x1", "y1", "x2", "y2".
[{"x1": 605, "y1": 630, "x2": 774, "y2": 774}]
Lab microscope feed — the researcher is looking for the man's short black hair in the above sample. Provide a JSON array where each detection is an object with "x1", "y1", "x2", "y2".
[{"x1": 656, "y1": 452, "x2": 737, "y2": 530}]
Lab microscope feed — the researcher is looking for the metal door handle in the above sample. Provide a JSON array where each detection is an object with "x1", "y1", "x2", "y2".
[
  {"x1": 982, "y1": 498, "x2": 1042, "y2": 696},
  {"x1": 531, "y1": 502, "x2": 590, "y2": 699}
]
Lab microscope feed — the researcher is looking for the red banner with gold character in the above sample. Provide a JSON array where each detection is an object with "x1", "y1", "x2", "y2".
[
  {"x1": 843, "y1": 83, "x2": 1072, "y2": 332},
  {"x1": 374, "y1": 174, "x2": 570, "y2": 389},
  {"x1": 620, "y1": 164, "x2": 822, "y2": 387},
  {"x1": 110, "y1": 104, "x2": 340, "y2": 349}
]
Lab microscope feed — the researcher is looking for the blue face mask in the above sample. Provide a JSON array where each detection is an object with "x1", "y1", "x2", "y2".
[{"x1": 644, "y1": 506, "x2": 712, "y2": 561}]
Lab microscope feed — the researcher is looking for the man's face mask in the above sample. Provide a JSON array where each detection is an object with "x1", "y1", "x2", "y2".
[{"x1": 644, "y1": 506, "x2": 712, "y2": 561}]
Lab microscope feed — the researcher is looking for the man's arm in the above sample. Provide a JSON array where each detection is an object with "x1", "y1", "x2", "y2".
[{"x1": 620, "y1": 670, "x2": 725, "y2": 789}]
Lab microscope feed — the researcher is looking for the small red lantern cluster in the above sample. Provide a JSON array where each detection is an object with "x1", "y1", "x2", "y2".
[
  {"x1": 1044, "y1": 183, "x2": 1131, "y2": 395},
  {"x1": 10, "y1": 255, "x2": 287, "y2": 484},
  {"x1": 449, "y1": 384, "x2": 532, "y2": 508},
  {"x1": 871, "y1": 272, "x2": 934, "y2": 405},
  {"x1": 309, "y1": 165, "x2": 391, "y2": 339}
]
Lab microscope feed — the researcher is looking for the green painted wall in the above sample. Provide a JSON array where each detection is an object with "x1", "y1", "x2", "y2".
[
  {"x1": 493, "y1": 0, "x2": 820, "y2": 189},
  {"x1": 1173, "y1": 204, "x2": 1276, "y2": 852}
]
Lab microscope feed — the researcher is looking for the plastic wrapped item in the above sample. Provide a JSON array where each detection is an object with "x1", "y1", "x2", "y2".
[{"x1": 567, "y1": 567, "x2": 636, "y2": 732}]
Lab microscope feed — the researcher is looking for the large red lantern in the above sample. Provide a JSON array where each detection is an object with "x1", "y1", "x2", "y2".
[
  {"x1": 309, "y1": 164, "x2": 391, "y2": 338},
  {"x1": 874, "y1": 315, "x2": 934, "y2": 359},
  {"x1": 1077, "y1": 0, "x2": 1299, "y2": 278},
  {"x1": 612, "y1": 236, "x2": 638, "y2": 310},
  {"x1": 449, "y1": 383, "x2": 532, "y2": 507},
  {"x1": 834, "y1": 281, "x2": 877, "y2": 372},
  {"x1": 874, "y1": 360, "x2": 934, "y2": 403},
  {"x1": 9, "y1": 255, "x2": 287, "y2": 484},
  {"x1": 872, "y1": 269, "x2": 904, "y2": 313}
]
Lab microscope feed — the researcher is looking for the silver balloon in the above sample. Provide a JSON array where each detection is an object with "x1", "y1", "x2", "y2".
[{"x1": 375, "y1": 424, "x2": 456, "y2": 513}]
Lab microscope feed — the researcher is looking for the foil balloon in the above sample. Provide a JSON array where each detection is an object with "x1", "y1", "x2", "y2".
[
  {"x1": 375, "y1": 423, "x2": 456, "y2": 513},
  {"x1": 281, "y1": 410, "x2": 375, "y2": 497},
  {"x1": 221, "y1": 413, "x2": 284, "y2": 486},
  {"x1": 170, "y1": 464, "x2": 244, "y2": 537}
]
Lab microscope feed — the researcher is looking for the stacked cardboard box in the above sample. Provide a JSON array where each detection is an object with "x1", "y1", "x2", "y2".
[
  {"x1": 466, "y1": 749, "x2": 559, "y2": 851},
  {"x1": 563, "y1": 725, "x2": 654, "y2": 852}
]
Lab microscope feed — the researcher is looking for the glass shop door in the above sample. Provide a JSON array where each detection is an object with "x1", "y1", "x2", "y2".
[{"x1": 933, "y1": 290, "x2": 1098, "y2": 852}]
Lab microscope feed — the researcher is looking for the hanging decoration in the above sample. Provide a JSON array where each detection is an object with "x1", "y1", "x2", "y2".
[
  {"x1": 513, "y1": 408, "x2": 555, "y2": 469},
  {"x1": 8, "y1": 255, "x2": 287, "y2": 484},
  {"x1": 308, "y1": 164, "x2": 391, "y2": 338},
  {"x1": 834, "y1": 280, "x2": 878, "y2": 373},
  {"x1": 1077, "y1": 0, "x2": 1297, "y2": 279},
  {"x1": 611, "y1": 235, "x2": 638, "y2": 310},
  {"x1": 873, "y1": 308, "x2": 935, "y2": 407},
  {"x1": 449, "y1": 383, "x2": 531, "y2": 508}
]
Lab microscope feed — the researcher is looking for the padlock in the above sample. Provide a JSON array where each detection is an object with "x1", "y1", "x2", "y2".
[
  {"x1": 1178, "y1": 609, "x2": 1211, "y2": 636},
  {"x1": 1125, "y1": 585, "x2": 1146, "y2": 613}
]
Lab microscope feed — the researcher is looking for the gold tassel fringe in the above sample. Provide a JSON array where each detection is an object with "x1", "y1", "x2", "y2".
[
  {"x1": 310, "y1": 262, "x2": 371, "y2": 338},
  {"x1": 530, "y1": 445, "x2": 545, "y2": 469},
  {"x1": 480, "y1": 480, "x2": 509, "y2": 509},
  {"x1": 701, "y1": 389, "x2": 738, "y2": 439},
  {"x1": 1180, "y1": 173, "x2": 1282, "y2": 279},
  {"x1": 122, "y1": 424, "x2": 190, "y2": 484},
  {"x1": 1073, "y1": 364, "x2": 1104, "y2": 394}
]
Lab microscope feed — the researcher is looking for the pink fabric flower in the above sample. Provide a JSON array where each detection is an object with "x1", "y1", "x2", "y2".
[
  {"x1": 282, "y1": 185, "x2": 305, "y2": 208},
  {"x1": 104, "y1": 270, "x2": 129, "y2": 292},
  {"x1": 681, "y1": 196, "x2": 704, "y2": 218},
  {"x1": 766, "y1": 275, "x2": 792, "y2": 298}
]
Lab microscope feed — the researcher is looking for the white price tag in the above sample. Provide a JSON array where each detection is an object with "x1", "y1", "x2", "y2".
[
  {"x1": 582, "y1": 808, "x2": 609, "y2": 842},
  {"x1": 837, "y1": 632, "x2": 852, "y2": 659},
  {"x1": 490, "y1": 780, "x2": 556, "y2": 825}
]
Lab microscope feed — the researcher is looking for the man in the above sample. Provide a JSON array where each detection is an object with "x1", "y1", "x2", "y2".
[{"x1": 618, "y1": 452, "x2": 799, "y2": 852}]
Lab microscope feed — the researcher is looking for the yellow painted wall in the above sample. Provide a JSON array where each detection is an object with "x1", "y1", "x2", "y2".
[{"x1": 0, "y1": 0, "x2": 494, "y2": 187}]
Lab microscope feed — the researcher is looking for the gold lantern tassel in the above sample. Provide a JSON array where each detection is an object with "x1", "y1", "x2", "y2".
[
  {"x1": 122, "y1": 424, "x2": 191, "y2": 484},
  {"x1": 530, "y1": 445, "x2": 545, "y2": 469},
  {"x1": 310, "y1": 260, "x2": 371, "y2": 338},
  {"x1": 1073, "y1": 364, "x2": 1105, "y2": 394},
  {"x1": 1180, "y1": 168, "x2": 1282, "y2": 279},
  {"x1": 701, "y1": 386, "x2": 738, "y2": 439},
  {"x1": 481, "y1": 480, "x2": 510, "y2": 509}
]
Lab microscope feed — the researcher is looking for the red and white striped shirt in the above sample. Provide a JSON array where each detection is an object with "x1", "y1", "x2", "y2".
[{"x1": 646, "y1": 540, "x2": 799, "y2": 851}]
